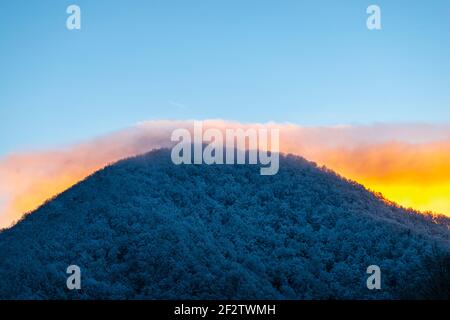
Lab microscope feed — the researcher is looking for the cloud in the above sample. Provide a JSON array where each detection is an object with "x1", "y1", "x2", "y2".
[{"x1": 1, "y1": 119, "x2": 450, "y2": 228}]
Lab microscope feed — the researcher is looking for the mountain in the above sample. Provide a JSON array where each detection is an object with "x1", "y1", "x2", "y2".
[{"x1": 0, "y1": 148, "x2": 448, "y2": 299}]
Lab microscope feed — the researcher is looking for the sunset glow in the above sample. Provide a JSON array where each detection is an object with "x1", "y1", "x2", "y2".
[
  {"x1": 1, "y1": 120, "x2": 449, "y2": 229},
  {"x1": 299, "y1": 140, "x2": 450, "y2": 214}
]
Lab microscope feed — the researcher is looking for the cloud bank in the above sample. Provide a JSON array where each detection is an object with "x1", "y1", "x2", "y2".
[{"x1": 1, "y1": 119, "x2": 450, "y2": 228}]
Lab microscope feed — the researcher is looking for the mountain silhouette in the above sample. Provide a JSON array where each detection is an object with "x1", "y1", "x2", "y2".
[{"x1": 0, "y1": 148, "x2": 448, "y2": 299}]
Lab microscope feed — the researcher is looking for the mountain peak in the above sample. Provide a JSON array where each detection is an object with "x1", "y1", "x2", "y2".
[{"x1": 0, "y1": 148, "x2": 448, "y2": 299}]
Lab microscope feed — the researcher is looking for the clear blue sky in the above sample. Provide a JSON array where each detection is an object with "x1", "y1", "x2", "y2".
[{"x1": 1, "y1": 0, "x2": 449, "y2": 156}]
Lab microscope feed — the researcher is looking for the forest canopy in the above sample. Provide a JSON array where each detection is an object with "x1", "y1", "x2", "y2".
[{"x1": 0, "y1": 148, "x2": 448, "y2": 299}]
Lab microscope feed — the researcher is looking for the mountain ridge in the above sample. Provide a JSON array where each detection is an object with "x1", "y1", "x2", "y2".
[{"x1": 0, "y1": 148, "x2": 448, "y2": 299}]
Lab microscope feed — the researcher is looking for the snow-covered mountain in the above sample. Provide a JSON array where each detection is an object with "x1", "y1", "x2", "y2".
[{"x1": 0, "y1": 148, "x2": 448, "y2": 299}]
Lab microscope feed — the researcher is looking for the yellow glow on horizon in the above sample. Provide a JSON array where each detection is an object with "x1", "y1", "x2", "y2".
[
  {"x1": 9, "y1": 175, "x2": 89, "y2": 223},
  {"x1": 356, "y1": 181, "x2": 450, "y2": 214},
  {"x1": 298, "y1": 140, "x2": 450, "y2": 216},
  {"x1": 3, "y1": 159, "x2": 449, "y2": 230},
  {"x1": 0, "y1": 169, "x2": 102, "y2": 228},
  {"x1": 1, "y1": 121, "x2": 449, "y2": 229}
]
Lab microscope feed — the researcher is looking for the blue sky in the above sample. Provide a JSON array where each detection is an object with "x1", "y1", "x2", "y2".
[{"x1": 1, "y1": 0, "x2": 449, "y2": 156}]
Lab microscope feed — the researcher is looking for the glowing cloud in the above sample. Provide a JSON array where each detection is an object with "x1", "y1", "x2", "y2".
[{"x1": 1, "y1": 120, "x2": 450, "y2": 228}]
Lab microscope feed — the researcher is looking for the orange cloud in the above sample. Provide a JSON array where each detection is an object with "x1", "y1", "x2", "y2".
[
  {"x1": 291, "y1": 141, "x2": 450, "y2": 215},
  {"x1": 1, "y1": 120, "x2": 449, "y2": 228}
]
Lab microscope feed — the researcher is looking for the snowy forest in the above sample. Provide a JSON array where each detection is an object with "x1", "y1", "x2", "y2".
[{"x1": 0, "y1": 148, "x2": 448, "y2": 299}]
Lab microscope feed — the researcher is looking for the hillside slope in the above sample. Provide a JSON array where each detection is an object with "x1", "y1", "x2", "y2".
[{"x1": 0, "y1": 148, "x2": 448, "y2": 299}]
